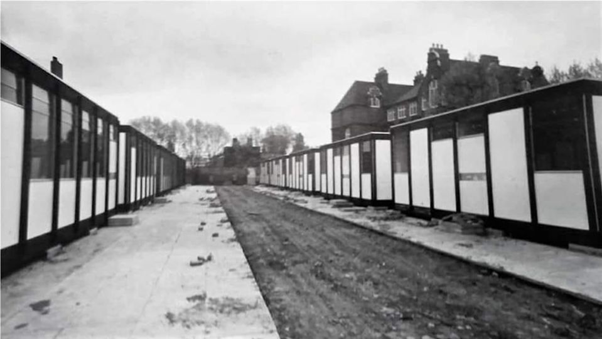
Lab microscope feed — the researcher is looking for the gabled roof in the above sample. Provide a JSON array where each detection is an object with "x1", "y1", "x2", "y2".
[
  {"x1": 390, "y1": 81, "x2": 422, "y2": 105},
  {"x1": 332, "y1": 80, "x2": 412, "y2": 112}
]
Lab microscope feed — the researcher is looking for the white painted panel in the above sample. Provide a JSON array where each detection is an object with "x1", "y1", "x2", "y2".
[
  {"x1": 308, "y1": 174, "x2": 313, "y2": 191},
  {"x1": 460, "y1": 181, "x2": 488, "y2": 215},
  {"x1": 489, "y1": 109, "x2": 531, "y2": 222},
  {"x1": 96, "y1": 178, "x2": 106, "y2": 215},
  {"x1": 137, "y1": 177, "x2": 142, "y2": 202},
  {"x1": 342, "y1": 150, "x2": 350, "y2": 197},
  {"x1": 351, "y1": 144, "x2": 360, "y2": 198},
  {"x1": 118, "y1": 133, "x2": 126, "y2": 204},
  {"x1": 593, "y1": 96, "x2": 602, "y2": 196},
  {"x1": 334, "y1": 155, "x2": 341, "y2": 195},
  {"x1": 458, "y1": 135, "x2": 486, "y2": 173},
  {"x1": 130, "y1": 148, "x2": 137, "y2": 202},
  {"x1": 27, "y1": 181, "x2": 53, "y2": 239},
  {"x1": 327, "y1": 149, "x2": 333, "y2": 194},
  {"x1": 361, "y1": 173, "x2": 372, "y2": 200},
  {"x1": 303, "y1": 154, "x2": 308, "y2": 191},
  {"x1": 108, "y1": 179, "x2": 117, "y2": 210},
  {"x1": 394, "y1": 173, "x2": 410, "y2": 204},
  {"x1": 109, "y1": 141, "x2": 117, "y2": 173},
  {"x1": 410, "y1": 128, "x2": 430, "y2": 208},
  {"x1": 431, "y1": 139, "x2": 456, "y2": 211},
  {"x1": 1, "y1": 102, "x2": 23, "y2": 248},
  {"x1": 535, "y1": 172, "x2": 589, "y2": 230},
  {"x1": 80, "y1": 179, "x2": 93, "y2": 220},
  {"x1": 315, "y1": 153, "x2": 321, "y2": 191},
  {"x1": 375, "y1": 140, "x2": 392, "y2": 200},
  {"x1": 58, "y1": 180, "x2": 76, "y2": 228},
  {"x1": 458, "y1": 134, "x2": 488, "y2": 215},
  {"x1": 320, "y1": 174, "x2": 327, "y2": 193}
]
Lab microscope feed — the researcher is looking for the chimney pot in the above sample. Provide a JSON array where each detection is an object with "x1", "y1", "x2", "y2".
[{"x1": 50, "y1": 56, "x2": 63, "y2": 79}]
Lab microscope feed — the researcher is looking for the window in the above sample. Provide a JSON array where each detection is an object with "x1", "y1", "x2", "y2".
[
  {"x1": 457, "y1": 112, "x2": 485, "y2": 137},
  {"x1": 109, "y1": 124, "x2": 117, "y2": 141},
  {"x1": 393, "y1": 131, "x2": 409, "y2": 173},
  {"x1": 370, "y1": 97, "x2": 381, "y2": 108},
  {"x1": 344, "y1": 128, "x2": 351, "y2": 139},
  {"x1": 30, "y1": 85, "x2": 55, "y2": 179},
  {"x1": 432, "y1": 122, "x2": 454, "y2": 141},
  {"x1": 96, "y1": 118, "x2": 106, "y2": 177},
  {"x1": 422, "y1": 98, "x2": 428, "y2": 111},
  {"x1": 532, "y1": 95, "x2": 582, "y2": 171},
  {"x1": 59, "y1": 99, "x2": 78, "y2": 178},
  {"x1": 387, "y1": 109, "x2": 396, "y2": 122},
  {"x1": 308, "y1": 153, "x2": 315, "y2": 175},
  {"x1": 361, "y1": 141, "x2": 372, "y2": 173},
  {"x1": 320, "y1": 150, "x2": 327, "y2": 174},
  {"x1": 429, "y1": 80, "x2": 438, "y2": 107},
  {"x1": 81, "y1": 111, "x2": 93, "y2": 178},
  {"x1": 397, "y1": 106, "x2": 406, "y2": 119},
  {"x1": 409, "y1": 102, "x2": 418, "y2": 116},
  {"x1": 1, "y1": 68, "x2": 23, "y2": 105}
]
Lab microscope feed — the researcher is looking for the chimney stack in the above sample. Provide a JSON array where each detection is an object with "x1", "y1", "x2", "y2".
[
  {"x1": 51, "y1": 57, "x2": 63, "y2": 79},
  {"x1": 413, "y1": 71, "x2": 424, "y2": 86},
  {"x1": 374, "y1": 67, "x2": 389, "y2": 91}
]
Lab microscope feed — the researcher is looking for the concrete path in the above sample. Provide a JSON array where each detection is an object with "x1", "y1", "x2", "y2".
[
  {"x1": 254, "y1": 185, "x2": 602, "y2": 306},
  {"x1": 1, "y1": 186, "x2": 280, "y2": 339}
]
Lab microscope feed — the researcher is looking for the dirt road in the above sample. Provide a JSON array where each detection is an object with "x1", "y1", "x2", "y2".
[{"x1": 217, "y1": 186, "x2": 601, "y2": 339}]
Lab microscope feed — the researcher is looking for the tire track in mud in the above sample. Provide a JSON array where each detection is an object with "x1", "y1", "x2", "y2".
[{"x1": 217, "y1": 186, "x2": 602, "y2": 339}]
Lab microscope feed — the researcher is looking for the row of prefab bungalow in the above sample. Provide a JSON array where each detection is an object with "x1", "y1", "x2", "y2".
[
  {"x1": 1, "y1": 42, "x2": 187, "y2": 276},
  {"x1": 260, "y1": 79, "x2": 602, "y2": 249}
]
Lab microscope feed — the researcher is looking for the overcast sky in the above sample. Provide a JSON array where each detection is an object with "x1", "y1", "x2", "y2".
[{"x1": 2, "y1": 1, "x2": 601, "y2": 147}]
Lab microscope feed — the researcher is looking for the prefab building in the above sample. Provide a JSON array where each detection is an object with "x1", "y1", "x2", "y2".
[
  {"x1": 287, "y1": 148, "x2": 320, "y2": 194},
  {"x1": 390, "y1": 79, "x2": 602, "y2": 247},
  {"x1": 1, "y1": 42, "x2": 186, "y2": 276},
  {"x1": 320, "y1": 132, "x2": 392, "y2": 205},
  {"x1": 2, "y1": 42, "x2": 120, "y2": 275}
]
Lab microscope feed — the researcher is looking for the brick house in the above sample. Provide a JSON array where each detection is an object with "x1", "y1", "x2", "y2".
[
  {"x1": 330, "y1": 68, "x2": 412, "y2": 142},
  {"x1": 384, "y1": 44, "x2": 549, "y2": 126}
]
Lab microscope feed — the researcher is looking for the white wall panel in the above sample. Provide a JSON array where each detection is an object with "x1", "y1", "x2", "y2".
[
  {"x1": 321, "y1": 174, "x2": 327, "y2": 193},
  {"x1": 96, "y1": 178, "x2": 106, "y2": 215},
  {"x1": 342, "y1": 150, "x2": 350, "y2": 197},
  {"x1": 308, "y1": 174, "x2": 313, "y2": 191},
  {"x1": 327, "y1": 149, "x2": 334, "y2": 194},
  {"x1": 27, "y1": 181, "x2": 53, "y2": 239},
  {"x1": 80, "y1": 179, "x2": 93, "y2": 220},
  {"x1": 303, "y1": 154, "x2": 308, "y2": 191},
  {"x1": 394, "y1": 173, "x2": 410, "y2": 204},
  {"x1": 1, "y1": 102, "x2": 23, "y2": 248},
  {"x1": 460, "y1": 182, "x2": 488, "y2": 215},
  {"x1": 109, "y1": 141, "x2": 117, "y2": 173},
  {"x1": 118, "y1": 134, "x2": 126, "y2": 204},
  {"x1": 108, "y1": 179, "x2": 117, "y2": 210},
  {"x1": 137, "y1": 177, "x2": 142, "y2": 201},
  {"x1": 361, "y1": 174, "x2": 372, "y2": 200},
  {"x1": 334, "y1": 155, "x2": 341, "y2": 195},
  {"x1": 593, "y1": 96, "x2": 602, "y2": 195},
  {"x1": 431, "y1": 139, "x2": 456, "y2": 211},
  {"x1": 489, "y1": 108, "x2": 531, "y2": 222},
  {"x1": 535, "y1": 172, "x2": 589, "y2": 230},
  {"x1": 351, "y1": 144, "x2": 360, "y2": 198},
  {"x1": 58, "y1": 180, "x2": 76, "y2": 228},
  {"x1": 375, "y1": 140, "x2": 392, "y2": 200},
  {"x1": 314, "y1": 153, "x2": 321, "y2": 191},
  {"x1": 410, "y1": 128, "x2": 430, "y2": 208},
  {"x1": 130, "y1": 148, "x2": 137, "y2": 202},
  {"x1": 458, "y1": 135, "x2": 488, "y2": 215}
]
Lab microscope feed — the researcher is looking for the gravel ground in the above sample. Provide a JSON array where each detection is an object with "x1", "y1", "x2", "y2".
[{"x1": 217, "y1": 186, "x2": 602, "y2": 339}]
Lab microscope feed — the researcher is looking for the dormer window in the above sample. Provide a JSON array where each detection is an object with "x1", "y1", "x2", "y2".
[
  {"x1": 398, "y1": 106, "x2": 406, "y2": 119},
  {"x1": 370, "y1": 97, "x2": 381, "y2": 108},
  {"x1": 387, "y1": 109, "x2": 396, "y2": 122},
  {"x1": 367, "y1": 86, "x2": 382, "y2": 108},
  {"x1": 422, "y1": 98, "x2": 428, "y2": 111},
  {"x1": 429, "y1": 80, "x2": 438, "y2": 107},
  {"x1": 409, "y1": 102, "x2": 418, "y2": 116}
]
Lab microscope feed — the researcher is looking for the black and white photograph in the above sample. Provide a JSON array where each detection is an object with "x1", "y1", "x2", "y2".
[{"x1": 1, "y1": 1, "x2": 602, "y2": 338}]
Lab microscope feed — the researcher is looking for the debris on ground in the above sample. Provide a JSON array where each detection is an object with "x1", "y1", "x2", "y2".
[
  {"x1": 209, "y1": 202, "x2": 221, "y2": 208},
  {"x1": 198, "y1": 227, "x2": 204, "y2": 232},
  {"x1": 206, "y1": 188, "x2": 215, "y2": 193},
  {"x1": 220, "y1": 217, "x2": 229, "y2": 223},
  {"x1": 200, "y1": 221, "x2": 206, "y2": 226},
  {"x1": 190, "y1": 254, "x2": 213, "y2": 267},
  {"x1": 437, "y1": 213, "x2": 486, "y2": 235},
  {"x1": 212, "y1": 233, "x2": 219, "y2": 238}
]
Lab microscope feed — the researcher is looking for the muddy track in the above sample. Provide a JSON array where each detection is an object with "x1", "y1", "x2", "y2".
[{"x1": 217, "y1": 186, "x2": 601, "y2": 339}]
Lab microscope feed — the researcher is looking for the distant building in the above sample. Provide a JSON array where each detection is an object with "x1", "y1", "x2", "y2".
[
  {"x1": 223, "y1": 138, "x2": 261, "y2": 168},
  {"x1": 384, "y1": 44, "x2": 549, "y2": 126},
  {"x1": 330, "y1": 68, "x2": 413, "y2": 142}
]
